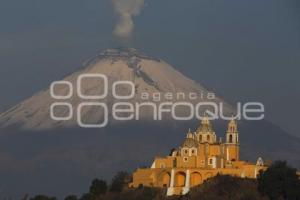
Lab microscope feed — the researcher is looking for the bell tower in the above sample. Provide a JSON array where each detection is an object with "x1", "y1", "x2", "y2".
[
  {"x1": 226, "y1": 119, "x2": 238, "y2": 144},
  {"x1": 225, "y1": 119, "x2": 239, "y2": 161}
]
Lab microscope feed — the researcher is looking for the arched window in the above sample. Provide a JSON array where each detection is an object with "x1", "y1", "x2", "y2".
[
  {"x1": 199, "y1": 135, "x2": 202, "y2": 142},
  {"x1": 207, "y1": 135, "x2": 210, "y2": 141},
  {"x1": 229, "y1": 134, "x2": 233, "y2": 143}
]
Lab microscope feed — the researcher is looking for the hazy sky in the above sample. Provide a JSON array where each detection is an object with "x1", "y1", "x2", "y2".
[{"x1": 0, "y1": 0, "x2": 299, "y2": 137}]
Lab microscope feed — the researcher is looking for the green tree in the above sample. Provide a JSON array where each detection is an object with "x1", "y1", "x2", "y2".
[
  {"x1": 258, "y1": 160, "x2": 300, "y2": 200},
  {"x1": 89, "y1": 179, "x2": 107, "y2": 197},
  {"x1": 109, "y1": 171, "x2": 131, "y2": 192}
]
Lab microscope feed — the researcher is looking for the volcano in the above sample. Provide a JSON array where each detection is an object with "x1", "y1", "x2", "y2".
[
  {"x1": 0, "y1": 48, "x2": 299, "y2": 197},
  {"x1": 0, "y1": 48, "x2": 233, "y2": 130}
]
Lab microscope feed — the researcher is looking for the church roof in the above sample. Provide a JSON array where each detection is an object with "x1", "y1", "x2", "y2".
[{"x1": 181, "y1": 138, "x2": 198, "y2": 148}]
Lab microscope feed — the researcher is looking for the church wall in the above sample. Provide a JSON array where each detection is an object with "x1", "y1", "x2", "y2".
[
  {"x1": 208, "y1": 144, "x2": 221, "y2": 156},
  {"x1": 226, "y1": 145, "x2": 239, "y2": 161},
  {"x1": 154, "y1": 157, "x2": 175, "y2": 168},
  {"x1": 131, "y1": 169, "x2": 155, "y2": 187},
  {"x1": 176, "y1": 156, "x2": 197, "y2": 168}
]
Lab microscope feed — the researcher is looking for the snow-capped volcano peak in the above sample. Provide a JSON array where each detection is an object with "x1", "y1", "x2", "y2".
[
  {"x1": 97, "y1": 47, "x2": 153, "y2": 59},
  {"x1": 0, "y1": 48, "x2": 233, "y2": 130},
  {"x1": 84, "y1": 48, "x2": 160, "y2": 67}
]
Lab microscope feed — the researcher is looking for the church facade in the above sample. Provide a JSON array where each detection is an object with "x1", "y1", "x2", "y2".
[{"x1": 130, "y1": 118, "x2": 267, "y2": 196}]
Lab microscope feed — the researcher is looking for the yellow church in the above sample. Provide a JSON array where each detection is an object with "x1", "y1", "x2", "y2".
[{"x1": 130, "y1": 117, "x2": 267, "y2": 196}]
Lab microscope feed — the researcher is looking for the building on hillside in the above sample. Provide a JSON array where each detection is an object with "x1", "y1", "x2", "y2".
[{"x1": 130, "y1": 117, "x2": 267, "y2": 196}]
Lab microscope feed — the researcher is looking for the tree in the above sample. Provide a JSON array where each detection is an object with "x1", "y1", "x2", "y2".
[
  {"x1": 258, "y1": 160, "x2": 300, "y2": 200},
  {"x1": 89, "y1": 179, "x2": 108, "y2": 197},
  {"x1": 109, "y1": 171, "x2": 131, "y2": 192}
]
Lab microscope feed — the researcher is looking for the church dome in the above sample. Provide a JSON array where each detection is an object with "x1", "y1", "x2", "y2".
[
  {"x1": 182, "y1": 138, "x2": 198, "y2": 148},
  {"x1": 196, "y1": 123, "x2": 214, "y2": 133},
  {"x1": 196, "y1": 116, "x2": 214, "y2": 133}
]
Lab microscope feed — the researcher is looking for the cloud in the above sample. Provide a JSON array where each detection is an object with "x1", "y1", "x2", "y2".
[{"x1": 112, "y1": 0, "x2": 145, "y2": 39}]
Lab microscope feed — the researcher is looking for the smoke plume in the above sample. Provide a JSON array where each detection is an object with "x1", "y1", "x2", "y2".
[{"x1": 112, "y1": 0, "x2": 145, "y2": 39}]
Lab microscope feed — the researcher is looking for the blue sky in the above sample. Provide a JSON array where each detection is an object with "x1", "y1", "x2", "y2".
[{"x1": 0, "y1": 0, "x2": 299, "y2": 136}]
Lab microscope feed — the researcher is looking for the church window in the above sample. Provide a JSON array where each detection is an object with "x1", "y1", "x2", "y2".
[
  {"x1": 229, "y1": 134, "x2": 233, "y2": 143},
  {"x1": 209, "y1": 158, "x2": 213, "y2": 165},
  {"x1": 183, "y1": 157, "x2": 188, "y2": 162},
  {"x1": 184, "y1": 149, "x2": 188, "y2": 155},
  {"x1": 200, "y1": 135, "x2": 202, "y2": 141},
  {"x1": 207, "y1": 135, "x2": 210, "y2": 141}
]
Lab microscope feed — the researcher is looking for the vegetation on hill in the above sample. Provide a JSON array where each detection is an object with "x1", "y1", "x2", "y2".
[
  {"x1": 167, "y1": 175, "x2": 266, "y2": 200},
  {"x1": 28, "y1": 161, "x2": 300, "y2": 200},
  {"x1": 258, "y1": 161, "x2": 300, "y2": 200}
]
